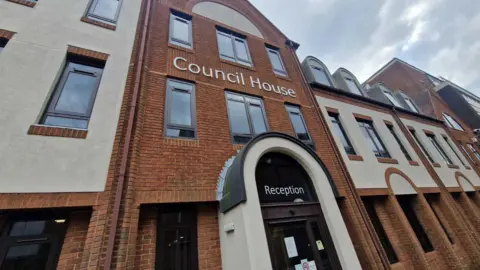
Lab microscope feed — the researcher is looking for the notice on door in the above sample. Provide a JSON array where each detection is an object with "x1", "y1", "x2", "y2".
[
  {"x1": 284, "y1": 237, "x2": 298, "y2": 258},
  {"x1": 316, "y1": 240, "x2": 324, "y2": 250}
]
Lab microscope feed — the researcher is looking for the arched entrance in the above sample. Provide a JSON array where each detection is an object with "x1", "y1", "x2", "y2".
[{"x1": 256, "y1": 152, "x2": 341, "y2": 269}]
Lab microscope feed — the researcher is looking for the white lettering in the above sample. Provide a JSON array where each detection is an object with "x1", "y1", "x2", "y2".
[
  {"x1": 227, "y1": 73, "x2": 238, "y2": 84},
  {"x1": 240, "y1": 73, "x2": 246, "y2": 85},
  {"x1": 288, "y1": 89, "x2": 296, "y2": 97},
  {"x1": 188, "y1": 63, "x2": 201, "y2": 74},
  {"x1": 265, "y1": 186, "x2": 271, "y2": 194},
  {"x1": 173, "y1": 57, "x2": 187, "y2": 71},
  {"x1": 250, "y1": 76, "x2": 262, "y2": 89},
  {"x1": 273, "y1": 85, "x2": 282, "y2": 94},
  {"x1": 262, "y1": 82, "x2": 272, "y2": 91},
  {"x1": 280, "y1": 87, "x2": 288, "y2": 96},
  {"x1": 263, "y1": 185, "x2": 305, "y2": 196},
  {"x1": 215, "y1": 69, "x2": 226, "y2": 81},
  {"x1": 202, "y1": 67, "x2": 213, "y2": 77}
]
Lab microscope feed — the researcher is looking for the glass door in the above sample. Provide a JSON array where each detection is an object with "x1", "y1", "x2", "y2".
[{"x1": 266, "y1": 219, "x2": 334, "y2": 270}]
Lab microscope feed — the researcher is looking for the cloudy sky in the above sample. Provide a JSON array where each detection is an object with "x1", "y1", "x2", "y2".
[{"x1": 249, "y1": 0, "x2": 480, "y2": 95}]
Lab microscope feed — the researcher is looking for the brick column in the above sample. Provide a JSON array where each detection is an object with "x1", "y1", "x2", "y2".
[
  {"x1": 134, "y1": 208, "x2": 157, "y2": 270},
  {"x1": 57, "y1": 211, "x2": 91, "y2": 270},
  {"x1": 79, "y1": 205, "x2": 110, "y2": 270}
]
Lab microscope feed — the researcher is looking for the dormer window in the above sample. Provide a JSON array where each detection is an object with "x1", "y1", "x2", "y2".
[
  {"x1": 398, "y1": 92, "x2": 420, "y2": 113},
  {"x1": 443, "y1": 113, "x2": 464, "y2": 131},
  {"x1": 311, "y1": 65, "x2": 332, "y2": 87},
  {"x1": 345, "y1": 77, "x2": 362, "y2": 95},
  {"x1": 384, "y1": 91, "x2": 402, "y2": 107}
]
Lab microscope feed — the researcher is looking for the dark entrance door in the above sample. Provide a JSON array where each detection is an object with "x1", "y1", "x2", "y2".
[{"x1": 256, "y1": 153, "x2": 341, "y2": 270}]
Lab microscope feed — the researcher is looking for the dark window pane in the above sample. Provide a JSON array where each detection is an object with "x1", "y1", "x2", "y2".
[
  {"x1": 172, "y1": 18, "x2": 189, "y2": 43},
  {"x1": 233, "y1": 135, "x2": 252, "y2": 144},
  {"x1": 217, "y1": 33, "x2": 234, "y2": 59},
  {"x1": 329, "y1": 115, "x2": 355, "y2": 155},
  {"x1": 358, "y1": 121, "x2": 390, "y2": 158},
  {"x1": 1, "y1": 243, "x2": 51, "y2": 270},
  {"x1": 311, "y1": 66, "x2": 331, "y2": 86},
  {"x1": 234, "y1": 39, "x2": 249, "y2": 62},
  {"x1": 91, "y1": 0, "x2": 119, "y2": 20},
  {"x1": 170, "y1": 90, "x2": 192, "y2": 126},
  {"x1": 268, "y1": 50, "x2": 284, "y2": 73},
  {"x1": 410, "y1": 130, "x2": 434, "y2": 163},
  {"x1": 290, "y1": 113, "x2": 307, "y2": 135},
  {"x1": 55, "y1": 72, "x2": 97, "y2": 114},
  {"x1": 405, "y1": 98, "x2": 419, "y2": 113},
  {"x1": 249, "y1": 105, "x2": 267, "y2": 134},
  {"x1": 345, "y1": 78, "x2": 361, "y2": 95},
  {"x1": 43, "y1": 116, "x2": 88, "y2": 129},
  {"x1": 427, "y1": 135, "x2": 452, "y2": 164},
  {"x1": 163, "y1": 228, "x2": 192, "y2": 270},
  {"x1": 9, "y1": 221, "x2": 46, "y2": 236},
  {"x1": 443, "y1": 137, "x2": 465, "y2": 166},
  {"x1": 397, "y1": 196, "x2": 434, "y2": 252},
  {"x1": 384, "y1": 91, "x2": 402, "y2": 107},
  {"x1": 166, "y1": 128, "x2": 194, "y2": 139},
  {"x1": 310, "y1": 222, "x2": 333, "y2": 269},
  {"x1": 227, "y1": 100, "x2": 250, "y2": 135}
]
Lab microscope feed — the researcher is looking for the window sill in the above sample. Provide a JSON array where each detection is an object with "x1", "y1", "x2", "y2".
[
  {"x1": 377, "y1": 157, "x2": 399, "y2": 164},
  {"x1": 348, "y1": 154, "x2": 364, "y2": 161},
  {"x1": 81, "y1": 17, "x2": 116, "y2": 31},
  {"x1": 28, "y1": 125, "x2": 88, "y2": 139},
  {"x1": 6, "y1": 0, "x2": 36, "y2": 7},
  {"x1": 168, "y1": 43, "x2": 194, "y2": 54},
  {"x1": 274, "y1": 73, "x2": 292, "y2": 82},
  {"x1": 448, "y1": 164, "x2": 460, "y2": 169},
  {"x1": 164, "y1": 137, "x2": 199, "y2": 147},
  {"x1": 220, "y1": 58, "x2": 256, "y2": 72},
  {"x1": 409, "y1": 161, "x2": 420, "y2": 166},
  {"x1": 432, "y1": 163, "x2": 441, "y2": 168}
]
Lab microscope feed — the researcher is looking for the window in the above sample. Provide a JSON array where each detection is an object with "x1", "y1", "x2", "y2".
[
  {"x1": 384, "y1": 91, "x2": 402, "y2": 107},
  {"x1": 467, "y1": 144, "x2": 480, "y2": 160},
  {"x1": 226, "y1": 92, "x2": 268, "y2": 144},
  {"x1": 156, "y1": 207, "x2": 198, "y2": 270},
  {"x1": 0, "y1": 215, "x2": 68, "y2": 270},
  {"x1": 311, "y1": 65, "x2": 332, "y2": 86},
  {"x1": 387, "y1": 125, "x2": 412, "y2": 161},
  {"x1": 362, "y1": 197, "x2": 398, "y2": 264},
  {"x1": 345, "y1": 77, "x2": 362, "y2": 95},
  {"x1": 165, "y1": 79, "x2": 196, "y2": 139},
  {"x1": 328, "y1": 113, "x2": 355, "y2": 155},
  {"x1": 426, "y1": 134, "x2": 452, "y2": 165},
  {"x1": 0, "y1": 38, "x2": 7, "y2": 53},
  {"x1": 357, "y1": 120, "x2": 390, "y2": 158},
  {"x1": 41, "y1": 57, "x2": 104, "y2": 129},
  {"x1": 442, "y1": 113, "x2": 464, "y2": 131},
  {"x1": 404, "y1": 97, "x2": 419, "y2": 113},
  {"x1": 424, "y1": 194, "x2": 454, "y2": 244},
  {"x1": 443, "y1": 136, "x2": 466, "y2": 166},
  {"x1": 86, "y1": 0, "x2": 124, "y2": 24},
  {"x1": 286, "y1": 105, "x2": 313, "y2": 147},
  {"x1": 266, "y1": 46, "x2": 287, "y2": 76},
  {"x1": 462, "y1": 94, "x2": 480, "y2": 115},
  {"x1": 216, "y1": 29, "x2": 252, "y2": 67},
  {"x1": 169, "y1": 12, "x2": 193, "y2": 49},
  {"x1": 459, "y1": 143, "x2": 474, "y2": 162},
  {"x1": 410, "y1": 129, "x2": 434, "y2": 163},
  {"x1": 397, "y1": 195, "x2": 434, "y2": 253}
]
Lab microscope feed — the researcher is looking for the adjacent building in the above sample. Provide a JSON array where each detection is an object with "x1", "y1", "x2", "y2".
[{"x1": 1, "y1": 1, "x2": 480, "y2": 270}]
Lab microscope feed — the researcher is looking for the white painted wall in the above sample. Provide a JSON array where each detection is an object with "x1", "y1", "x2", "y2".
[
  {"x1": 219, "y1": 137, "x2": 361, "y2": 270},
  {"x1": 316, "y1": 96, "x2": 438, "y2": 189},
  {"x1": 0, "y1": 0, "x2": 141, "y2": 192},
  {"x1": 400, "y1": 118, "x2": 480, "y2": 187}
]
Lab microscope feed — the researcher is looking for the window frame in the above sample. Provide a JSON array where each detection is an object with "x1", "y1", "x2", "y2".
[
  {"x1": 0, "y1": 213, "x2": 68, "y2": 270},
  {"x1": 225, "y1": 92, "x2": 269, "y2": 144},
  {"x1": 344, "y1": 76, "x2": 362, "y2": 95},
  {"x1": 426, "y1": 133, "x2": 453, "y2": 165},
  {"x1": 387, "y1": 124, "x2": 412, "y2": 161},
  {"x1": 459, "y1": 143, "x2": 474, "y2": 162},
  {"x1": 41, "y1": 61, "x2": 104, "y2": 129},
  {"x1": 265, "y1": 46, "x2": 287, "y2": 77},
  {"x1": 285, "y1": 104, "x2": 313, "y2": 147},
  {"x1": 383, "y1": 91, "x2": 402, "y2": 107},
  {"x1": 155, "y1": 206, "x2": 198, "y2": 270},
  {"x1": 442, "y1": 136, "x2": 466, "y2": 167},
  {"x1": 216, "y1": 28, "x2": 252, "y2": 67},
  {"x1": 164, "y1": 79, "x2": 197, "y2": 139},
  {"x1": 466, "y1": 144, "x2": 480, "y2": 160},
  {"x1": 310, "y1": 65, "x2": 333, "y2": 87},
  {"x1": 442, "y1": 113, "x2": 464, "y2": 131},
  {"x1": 410, "y1": 129, "x2": 435, "y2": 163},
  {"x1": 328, "y1": 113, "x2": 356, "y2": 155},
  {"x1": 86, "y1": 0, "x2": 124, "y2": 25},
  {"x1": 357, "y1": 119, "x2": 390, "y2": 158},
  {"x1": 169, "y1": 12, "x2": 193, "y2": 49}
]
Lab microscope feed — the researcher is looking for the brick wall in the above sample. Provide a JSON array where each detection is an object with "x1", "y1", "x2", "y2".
[{"x1": 57, "y1": 211, "x2": 91, "y2": 270}]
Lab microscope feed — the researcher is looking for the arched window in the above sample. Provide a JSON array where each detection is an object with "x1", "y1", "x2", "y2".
[
  {"x1": 339, "y1": 69, "x2": 363, "y2": 96},
  {"x1": 305, "y1": 57, "x2": 334, "y2": 87}
]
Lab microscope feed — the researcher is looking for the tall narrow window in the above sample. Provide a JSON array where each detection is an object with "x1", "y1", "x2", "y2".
[
  {"x1": 459, "y1": 143, "x2": 474, "y2": 162},
  {"x1": 410, "y1": 129, "x2": 434, "y2": 163},
  {"x1": 328, "y1": 113, "x2": 355, "y2": 155},
  {"x1": 384, "y1": 91, "x2": 402, "y2": 107},
  {"x1": 442, "y1": 113, "x2": 464, "y2": 131},
  {"x1": 424, "y1": 194, "x2": 454, "y2": 243},
  {"x1": 362, "y1": 197, "x2": 399, "y2": 264},
  {"x1": 311, "y1": 65, "x2": 332, "y2": 86},
  {"x1": 0, "y1": 215, "x2": 68, "y2": 270},
  {"x1": 226, "y1": 92, "x2": 268, "y2": 144},
  {"x1": 467, "y1": 144, "x2": 480, "y2": 160},
  {"x1": 266, "y1": 46, "x2": 287, "y2": 76},
  {"x1": 0, "y1": 38, "x2": 7, "y2": 53},
  {"x1": 156, "y1": 207, "x2": 198, "y2": 270},
  {"x1": 217, "y1": 29, "x2": 252, "y2": 67},
  {"x1": 165, "y1": 79, "x2": 196, "y2": 139},
  {"x1": 443, "y1": 136, "x2": 466, "y2": 166},
  {"x1": 169, "y1": 12, "x2": 193, "y2": 49},
  {"x1": 387, "y1": 125, "x2": 412, "y2": 161},
  {"x1": 426, "y1": 133, "x2": 453, "y2": 165},
  {"x1": 397, "y1": 195, "x2": 434, "y2": 253},
  {"x1": 345, "y1": 77, "x2": 362, "y2": 95},
  {"x1": 357, "y1": 120, "x2": 390, "y2": 158},
  {"x1": 86, "y1": 0, "x2": 124, "y2": 24},
  {"x1": 286, "y1": 105, "x2": 313, "y2": 147},
  {"x1": 41, "y1": 57, "x2": 104, "y2": 129}
]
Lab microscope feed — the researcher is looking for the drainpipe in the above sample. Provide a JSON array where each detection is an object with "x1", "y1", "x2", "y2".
[
  {"x1": 286, "y1": 43, "x2": 390, "y2": 269},
  {"x1": 103, "y1": 0, "x2": 152, "y2": 268}
]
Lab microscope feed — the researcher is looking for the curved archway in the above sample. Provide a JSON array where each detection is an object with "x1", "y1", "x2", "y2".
[
  {"x1": 385, "y1": 168, "x2": 418, "y2": 195},
  {"x1": 303, "y1": 56, "x2": 335, "y2": 87},
  {"x1": 455, "y1": 172, "x2": 476, "y2": 192},
  {"x1": 218, "y1": 132, "x2": 360, "y2": 270}
]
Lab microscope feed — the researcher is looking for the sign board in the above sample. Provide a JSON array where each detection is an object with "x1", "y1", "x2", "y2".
[{"x1": 284, "y1": 237, "x2": 298, "y2": 258}]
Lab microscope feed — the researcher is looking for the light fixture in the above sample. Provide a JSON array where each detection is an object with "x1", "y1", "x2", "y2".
[{"x1": 54, "y1": 219, "x2": 66, "y2": 223}]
